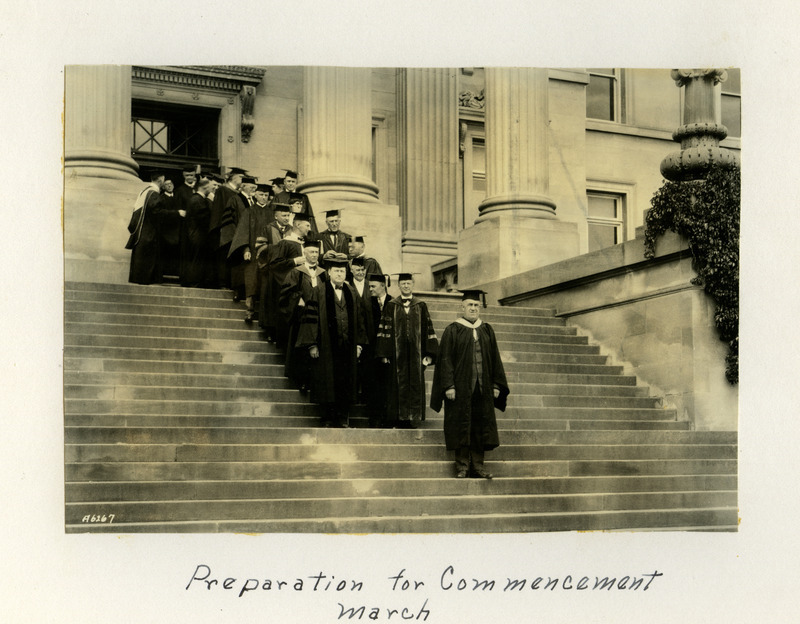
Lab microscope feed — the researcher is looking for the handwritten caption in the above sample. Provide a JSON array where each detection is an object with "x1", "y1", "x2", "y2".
[{"x1": 185, "y1": 564, "x2": 663, "y2": 621}]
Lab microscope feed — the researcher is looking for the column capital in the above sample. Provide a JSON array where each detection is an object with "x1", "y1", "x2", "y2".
[{"x1": 671, "y1": 68, "x2": 728, "y2": 87}]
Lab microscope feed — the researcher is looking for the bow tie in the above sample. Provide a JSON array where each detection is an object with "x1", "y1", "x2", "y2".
[{"x1": 334, "y1": 285, "x2": 343, "y2": 290}]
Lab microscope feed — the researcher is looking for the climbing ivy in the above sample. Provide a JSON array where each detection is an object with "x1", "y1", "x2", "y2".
[{"x1": 644, "y1": 166, "x2": 740, "y2": 384}]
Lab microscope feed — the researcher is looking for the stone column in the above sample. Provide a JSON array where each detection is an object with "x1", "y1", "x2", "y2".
[
  {"x1": 299, "y1": 66, "x2": 378, "y2": 203},
  {"x1": 299, "y1": 67, "x2": 402, "y2": 279},
  {"x1": 458, "y1": 68, "x2": 578, "y2": 290},
  {"x1": 660, "y1": 69, "x2": 739, "y2": 181},
  {"x1": 64, "y1": 65, "x2": 144, "y2": 284},
  {"x1": 65, "y1": 65, "x2": 140, "y2": 180},
  {"x1": 477, "y1": 67, "x2": 556, "y2": 220},
  {"x1": 397, "y1": 68, "x2": 460, "y2": 288}
]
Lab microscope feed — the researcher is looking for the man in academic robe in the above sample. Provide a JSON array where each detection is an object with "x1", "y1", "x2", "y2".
[
  {"x1": 179, "y1": 176, "x2": 213, "y2": 287},
  {"x1": 229, "y1": 183, "x2": 274, "y2": 323},
  {"x1": 348, "y1": 235, "x2": 383, "y2": 280},
  {"x1": 256, "y1": 202, "x2": 293, "y2": 338},
  {"x1": 127, "y1": 172, "x2": 166, "y2": 285},
  {"x1": 269, "y1": 170, "x2": 318, "y2": 237},
  {"x1": 296, "y1": 254, "x2": 367, "y2": 428},
  {"x1": 318, "y1": 210, "x2": 351, "y2": 269},
  {"x1": 348, "y1": 257, "x2": 373, "y2": 403},
  {"x1": 208, "y1": 167, "x2": 247, "y2": 290},
  {"x1": 157, "y1": 179, "x2": 183, "y2": 280},
  {"x1": 230, "y1": 175, "x2": 258, "y2": 302},
  {"x1": 375, "y1": 273, "x2": 439, "y2": 428},
  {"x1": 279, "y1": 240, "x2": 327, "y2": 392},
  {"x1": 430, "y1": 290, "x2": 510, "y2": 479},
  {"x1": 174, "y1": 165, "x2": 197, "y2": 215},
  {"x1": 365, "y1": 273, "x2": 392, "y2": 427},
  {"x1": 264, "y1": 217, "x2": 310, "y2": 348}
]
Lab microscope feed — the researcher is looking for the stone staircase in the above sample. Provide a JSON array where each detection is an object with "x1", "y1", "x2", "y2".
[{"x1": 64, "y1": 281, "x2": 738, "y2": 533}]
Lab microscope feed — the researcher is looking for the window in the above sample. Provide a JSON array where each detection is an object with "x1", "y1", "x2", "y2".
[
  {"x1": 721, "y1": 68, "x2": 741, "y2": 138},
  {"x1": 586, "y1": 68, "x2": 624, "y2": 122},
  {"x1": 131, "y1": 100, "x2": 219, "y2": 172},
  {"x1": 460, "y1": 122, "x2": 486, "y2": 228},
  {"x1": 587, "y1": 192, "x2": 625, "y2": 252}
]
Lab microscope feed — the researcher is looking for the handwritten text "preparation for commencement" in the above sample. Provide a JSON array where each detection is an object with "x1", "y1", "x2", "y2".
[{"x1": 186, "y1": 564, "x2": 664, "y2": 621}]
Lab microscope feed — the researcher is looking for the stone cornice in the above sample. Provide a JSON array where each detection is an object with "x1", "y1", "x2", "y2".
[{"x1": 132, "y1": 65, "x2": 265, "y2": 92}]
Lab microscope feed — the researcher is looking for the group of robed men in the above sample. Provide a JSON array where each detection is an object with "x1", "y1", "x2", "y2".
[{"x1": 127, "y1": 167, "x2": 510, "y2": 478}]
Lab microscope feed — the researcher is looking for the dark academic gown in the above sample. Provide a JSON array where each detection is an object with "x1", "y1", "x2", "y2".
[
  {"x1": 375, "y1": 297, "x2": 439, "y2": 426},
  {"x1": 179, "y1": 193, "x2": 211, "y2": 287},
  {"x1": 127, "y1": 187, "x2": 165, "y2": 285},
  {"x1": 157, "y1": 192, "x2": 182, "y2": 278},
  {"x1": 228, "y1": 201, "x2": 274, "y2": 298},
  {"x1": 208, "y1": 184, "x2": 245, "y2": 287},
  {"x1": 265, "y1": 238, "x2": 304, "y2": 346},
  {"x1": 430, "y1": 321, "x2": 510, "y2": 452},
  {"x1": 270, "y1": 190, "x2": 318, "y2": 236},
  {"x1": 256, "y1": 221, "x2": 288, "y2": 331},
  {"x1": 296, "y1": 281, "x2": 367, "y2": 407},
  {"x1": 279, "y1": 263, "x2": 327, "y2": 386},
  {"x1": 348, "y1": 280, "x2": 373, "y2": 403},
  {"x1": 318, "y1": 229, "x2": 351, "y2": 256},
  {"x1": 365, "y1": 293, "x2": 393, "y2": 425}
]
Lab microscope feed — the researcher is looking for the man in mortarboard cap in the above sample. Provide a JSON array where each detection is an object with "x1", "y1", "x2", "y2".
[
  {"x1": 348, "y1": 235, "x2": 383, "y2": 281},
  {"x1": 208, "y1": 167, "x2": 247, "y2": 290},
  {"x1": 179, "y1": 175, "x2": 213, "y2": 288},
  {"x1": 279, "y1": 239, "x2": 327, "y2": 392},
  {"x1": 318, "y1": 209, "x2": 351, "y2": 268},
  {"x1": 229, "y1": 179, "x2": 273, "y2": 323},
  {"x1": 255, "y1": 201, "x2": 292, "y2": 339},
  {"x1": 269, "y1": 170, "x2": 318, "y2": 238},
  {"x1": 296, "y1": 253, "x2": 367, "y2": 428},
  {"x1": 262, "y1": 214, "x2": 310, "y2": 347},
  {"x1": 127, "y1": 171, "x2": 168, "y2": 284},
  {"x1": 430, "y1": 290, "x2": 509, "y2": 479},
  {"x1": 375, "y1": 273, "x2": 439, "y2": 428},
  {"x1": 156, "y1": 177, "x2": 183, "y2": 281},
  {"x1": 362, "y1": 273, "x2": 393, "y2": 427}
]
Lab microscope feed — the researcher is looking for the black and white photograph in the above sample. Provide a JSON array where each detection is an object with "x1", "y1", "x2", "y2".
[
  {"x1": 62, "y1": 64, "x2": 740, "y2": 534},
  {"x1": 3, "y1": 2, "x2": 799, "y2": 622}
]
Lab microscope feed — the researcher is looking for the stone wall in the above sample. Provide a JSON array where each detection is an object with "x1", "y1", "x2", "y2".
[{"x1": 487, "y1": 231, "x2": 738, "y2": 431}]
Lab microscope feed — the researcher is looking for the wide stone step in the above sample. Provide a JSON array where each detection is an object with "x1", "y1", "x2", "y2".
[
  {"x1": 65, "y1": 398, "x2": 677, "y2": 422},
  {"x1": 66, "y1": 281, "x2": 233, "y2": 300},
  {"x1": 65, "y1": 288, "x2": 242, "y2": 310},
  {"x1": 64, "y1": 490, "x2": 737, "y2": 525},
  {"x1": 65, "y1": 440, "x2": 737, "y2": 462},
  {"x1": 65, "y1": 333, "x2": 274, "y2": 353},
  {"x1": 64, "y1": 299, "x2": 247, "y2": 321},
  {"x1": 65, "y1": 507, "x2": 739, "y2": 533},
  {"x1": 64, "y1": 345, "x2": 281, "y2": 365},
  {"x1": 65, "y1": 474, "x2": 738, "y2": 502},
  {"x1": 66, "y1": 317, "x2": 262, "y2": 337},
  {"x1": 64, "y1": 371, "x2": 647, "y2": 398},
  {"x1": 65, "y1": 317, "x2": 586, "y2": 345},
  {"x1": 64, "y1": 357, "x2": 288, "y2": 377},
  {"x1": 65, "y1": 457, "x2": 735, "y2": 482},
  {"x1": 62, "y1": 423, "x2": 733, "y2": 445},
  {"x1": 65, "y1": 412, "x2": 689, "y2": 431},
  {"x1": 64, "y1": 371, "x2": 294, "y2": 390},
  {"x1": 64, "y1": 356, "x2": 632, "y2": 386}
]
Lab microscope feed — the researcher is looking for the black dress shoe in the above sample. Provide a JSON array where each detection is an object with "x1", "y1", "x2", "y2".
[
  {"x1": 471, "y1": 468, "x2": 493, "y2": 479},
  {"x1": 455, "y1": 469, "x2": 468, "y2": 478},
  {"x1": 244, "y1": 312, "x2": 255, "y2": 324}
]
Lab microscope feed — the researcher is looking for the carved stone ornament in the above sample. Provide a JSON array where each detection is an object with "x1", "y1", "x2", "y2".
[
  {"x1": 459, "y1": 89, "x2": 485, "y2": 109},
  {"x1": 240, "y1": 85, "x2": 257, "y2": 143},
  {"x1": 459, "y1": 122, "x2": 468, "y2": 157},
  {"x1": 671, "y1": 68, "x2": 728, "y2": 87}
]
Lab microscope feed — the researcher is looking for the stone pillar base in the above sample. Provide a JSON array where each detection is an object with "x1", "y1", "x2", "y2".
[
  {"x1": 311, "y1": 197, "x2": 402, "y2": 278},
  {"x1": 64, "y1": 175, "x2": 145, "y2": 284},
  {"x1": 458, "y1": 213, "x2": 579, "y2": 287},
  {"x1": 400, "y1": 232, "x2": 458, "y2": 291}
]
